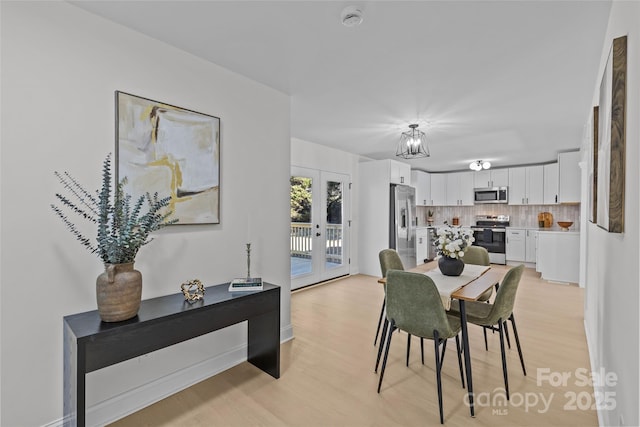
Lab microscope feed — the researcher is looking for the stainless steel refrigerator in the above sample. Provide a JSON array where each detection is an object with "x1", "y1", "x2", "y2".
[{"x1": 389, "y1": 184, "x2": 417, "y2": 270}]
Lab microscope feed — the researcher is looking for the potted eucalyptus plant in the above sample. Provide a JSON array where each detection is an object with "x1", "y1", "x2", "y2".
[{"x1": 51, "y1": 154, "x2": 177, "y2": 321}]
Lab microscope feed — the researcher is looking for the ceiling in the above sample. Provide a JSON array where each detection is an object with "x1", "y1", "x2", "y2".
[{"x1": 70, "y1": 1, "x2": 611, "y2": 172}]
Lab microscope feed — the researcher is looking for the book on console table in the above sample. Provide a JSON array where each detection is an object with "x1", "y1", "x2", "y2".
[{"x1": 228, "y1": 277, "x2": 263, "y2": 292}]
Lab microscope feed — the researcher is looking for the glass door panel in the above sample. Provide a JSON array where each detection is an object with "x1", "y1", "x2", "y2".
[{"x1": 291, "y1": 167, "x2": 350, "y2": 289}]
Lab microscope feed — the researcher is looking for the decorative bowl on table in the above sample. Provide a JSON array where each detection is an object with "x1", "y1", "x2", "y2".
[{"x1": 557, "y1": 221, "x2": 573, "y2": 231}]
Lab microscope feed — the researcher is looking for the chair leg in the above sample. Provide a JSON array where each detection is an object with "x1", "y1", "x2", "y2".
[
  {"x1": 455, "y1": 334, "x2": 465, "y2": 389},
  {"x1": 374, "y1": 299, "x2": 385, "y2": 346},
  {"x1": 439, "y1": 338, "x2": 448, "y2": 372},
  {"x1": 433, "y1": 331, "x2": 444, "y2": 424},
  {"x1": 498, "y1": 319, "x2": 510, "y2": 400},
  {"x1": 375, "y1": 318, "x2": 389, "y2": 373},
  {"x1": 420, "y1": 338, "x2": 424, "y2": 365},
  {"x1": 377, "y1": 321, "x2": 396, "y2": 393},
  {"x1": 406, "y1": 333, "x2": 411, "y2": 366},
  {"x1": 483, "y1": 326, "x2": 488, "y2": 351},
  {"x1": 510, "y1": 313, "x2": 526, "y2": 376},
  {"x1": 503, "y1": 320, "x2": 511, "y2": 349}
]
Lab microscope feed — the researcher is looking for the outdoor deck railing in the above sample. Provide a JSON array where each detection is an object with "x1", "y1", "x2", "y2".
[{"x1": 291, "y1": 223, "x2": 342, "y2": 263}]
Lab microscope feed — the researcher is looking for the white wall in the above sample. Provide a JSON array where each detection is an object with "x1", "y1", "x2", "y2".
[
  {"x1": 291, "y1": 137, "x2": 361, "y2": 273},
  {"x1": 582, "y1": 2, "x2": 639, "y2": 426},
  {"x1": 1, "y1": 2, "x2": 291, "y2": 426}
]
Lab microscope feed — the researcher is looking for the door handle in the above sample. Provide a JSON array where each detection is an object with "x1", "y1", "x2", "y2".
[{"x1": 316, "y1": 232, "x2": 321, "y2": 237}]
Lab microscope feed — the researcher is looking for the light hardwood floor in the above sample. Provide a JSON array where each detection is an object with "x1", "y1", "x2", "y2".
[{"x1": 110, "y1": 263, "x2": 598, "y2": 426}]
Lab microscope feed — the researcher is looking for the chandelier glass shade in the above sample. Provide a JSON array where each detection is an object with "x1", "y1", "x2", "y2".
[
  {"x1": 396, "y1": 124, "x2": 429, "y2": 159},
  {"x1": 469, "y1": 160, "x2": 491, "y2": 171}
]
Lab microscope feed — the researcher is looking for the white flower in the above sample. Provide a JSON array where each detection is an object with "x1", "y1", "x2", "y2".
[{"x1": 434, "y1": 226, "x2": 475, "y2": 259}]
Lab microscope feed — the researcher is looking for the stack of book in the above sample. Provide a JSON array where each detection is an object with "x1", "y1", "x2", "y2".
[{"x1": 228, "y1": 277, "x2": 263, "y2": 292}]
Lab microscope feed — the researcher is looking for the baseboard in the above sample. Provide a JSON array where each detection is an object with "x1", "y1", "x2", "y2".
[
  {"x1": 583, "y1": 319, "x2": 605, "y2": 427},
  {"x1": 43, "y1": 325, "x2": 295, "y2": 427}
]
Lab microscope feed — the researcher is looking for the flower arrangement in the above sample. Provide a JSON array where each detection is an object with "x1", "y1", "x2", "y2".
[
  {"x1": 51, "y1": 154, "x2": 177, "y2": 265},
  {"x1": 435, "y1": 226, "x2": 475, "y2": 259}
]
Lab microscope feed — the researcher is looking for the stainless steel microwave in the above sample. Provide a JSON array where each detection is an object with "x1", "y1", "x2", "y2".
[{"x1": 474, "y1": 187, "x2": 508, "y2": 204}]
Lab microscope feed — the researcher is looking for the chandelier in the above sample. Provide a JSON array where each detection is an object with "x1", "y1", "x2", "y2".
[
  {"x1": 469, "y1": 160, "x2": 491, "y2": 171},
  {"x1": 396, "y1": 124, "x2": 429, "y2": 159}
]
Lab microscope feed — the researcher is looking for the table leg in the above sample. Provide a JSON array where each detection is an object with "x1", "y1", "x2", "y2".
[
  {"x1": 63, "y1": 323, "x2": 85, "y2": 427},
  {"x1": 459, "y1": 300, "x2": 475, "y2": 417},
  {"x1": 248, "y1": 308, "x2": 280, "y2": 379}
]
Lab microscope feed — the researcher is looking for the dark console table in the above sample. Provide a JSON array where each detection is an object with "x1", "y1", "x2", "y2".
[{"x1": 63, "y1": 282, "x2": 280, "y2": 427}]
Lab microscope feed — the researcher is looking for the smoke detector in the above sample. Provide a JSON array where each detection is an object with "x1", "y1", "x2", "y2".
[{"x1": 341, "y1": 6, "x2": 363, "y2": 27}]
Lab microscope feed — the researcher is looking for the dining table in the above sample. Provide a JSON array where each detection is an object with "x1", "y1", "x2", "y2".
[{"x1": 377, "y1": 263, "x2": 503, "y2": 418}]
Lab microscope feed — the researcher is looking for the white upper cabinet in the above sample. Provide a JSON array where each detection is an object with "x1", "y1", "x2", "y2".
[
  {"x1": 389, "y1": 159, "x2": 411, "y2": 185},
  {"x1": 543, "y1": 163, "x2": 559, "y2": 205},
  {"x1": 411, "y1": 170, "x2": 431, "y2": 206},
  {"x1": 558, "y1": 151, "x2": 581, "y2": 203},
  {"x1": 430, "y1": 173, "x2": 447, "y2": 206},
  {"x1": 509, "y1": 165, "x2": 543, "y2": 205},
  {"x1": 473, "y1": 169, "x2": 509, "y2": 188},
  {"x1": 446, "y1": 172, "x2": 474, "y2": 206}
]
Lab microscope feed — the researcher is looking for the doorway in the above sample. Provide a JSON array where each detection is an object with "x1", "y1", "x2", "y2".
[{"x1": 290, "y1": 167, "x2": 350, "y2": 290}]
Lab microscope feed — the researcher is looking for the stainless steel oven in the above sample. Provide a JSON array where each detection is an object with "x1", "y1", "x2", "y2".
[{"x1": 471, "y1": 215, "x2": 510, "y2": 264}]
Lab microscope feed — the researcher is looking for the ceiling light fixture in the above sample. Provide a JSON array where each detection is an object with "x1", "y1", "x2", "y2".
[
  {"x1": 396, "y1": 124, "x2": 429, "y2": 159},
  {"x1": 341, "y1": 6, "x2": 363, "y2": 27},
  {"x1": 469, "y1": 160, "x2": 491, "y2": 171}
]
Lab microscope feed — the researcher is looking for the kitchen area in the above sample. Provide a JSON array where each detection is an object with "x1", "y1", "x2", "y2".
[
  {"x1": 412, "y1": 150, "x2": 581, "y2": 284},
  {"x1": 358, "y1": 151, "x2": 582, "y2": 285}
]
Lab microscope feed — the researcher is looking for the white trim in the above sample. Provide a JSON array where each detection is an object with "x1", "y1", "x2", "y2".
[{"x1": 584, "y1": 319, "x2": 605, "y2": 427}]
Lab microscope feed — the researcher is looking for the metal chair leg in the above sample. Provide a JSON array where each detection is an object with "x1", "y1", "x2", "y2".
[
  {"x1": 420, "y1": 338, "x2": 424, "y2": 365},
  {"x1": 483, "y1": 326, "x2": 488, "y2": 350},
  {"x1": 510, "y1": 313, "x2": 526, "y2": 376},
  {"x1": 377, "y1": 321, "x2": 396, "y2": 393},
  {"x1": 374, "y1": 299, "x2": 385, "y2": 346},
  {"x1": 375, "y1": 318, "x2": 389, "y2": 372},
  {"x1": 406, "y1": 333, "x2": 411, "y2": 366},
  {"x1": 433, "y1": 331, "x2": 444, "y2": 424},
  {"x1": 498, "y1": 319, "x2": 510, "y2": 400},
  {"x1": 455, "y1": 334, "x2": 465, "y2": 389},
  {"x1": 503, "y1": 320, "x2": 511, "y2": 349}
]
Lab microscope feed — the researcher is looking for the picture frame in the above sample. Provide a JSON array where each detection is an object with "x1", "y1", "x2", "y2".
[
  {"x1": 116, "y1": 91, "x2": 221, "y2": 224},
  {"x1": 596, "y1": 36, "x2": 626, "y2": 233},
  {"x1": 589, "y1": 106, "x2": 598, "y2": 223}
]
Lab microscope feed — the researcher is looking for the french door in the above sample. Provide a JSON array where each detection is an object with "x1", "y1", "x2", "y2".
[{"x1": 290, "y1": 167, "x2": 350, "y2": 290}]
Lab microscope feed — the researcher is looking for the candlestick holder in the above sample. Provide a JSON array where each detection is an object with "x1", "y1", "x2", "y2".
[{"x1": 246, "y1": 243, "x2": 251, "y2": 278}]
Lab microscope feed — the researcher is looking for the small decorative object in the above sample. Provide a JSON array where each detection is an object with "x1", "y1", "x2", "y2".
[
  {"x1": 228, "y1": 277, "x2": 263, "y2": 292},
  {"x1": 435, "y1": 226, "x2": 475, "y2": 276},
  {"x1": 452, "y1": 217, "x2": 460, "y2": 226},
  {"x1": 116, "y1": 91, "x2": 221, "y2": 225},
  {"x1": 229, "y1": 243, "x2": 263, "y2": 292},
  {"x1": 181, "y1": 279, "x2": 205, "y2": 302},
  {"x1": 246, "y1": 243, "x2": 252, "y2": 277},
  {"x1": 51, "y1": 154, "x2": 177, "y2": 322},
  {"x1": 427, "y1": 210, "x2": 434, "y2": 225},
  {"x1": 557, "y1": 221, "x2": 574, "y2": 231}
]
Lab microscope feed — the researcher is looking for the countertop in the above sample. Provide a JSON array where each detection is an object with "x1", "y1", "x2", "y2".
[{"x1": 507, "y1": 225, "x2": 580, "y2": 233}]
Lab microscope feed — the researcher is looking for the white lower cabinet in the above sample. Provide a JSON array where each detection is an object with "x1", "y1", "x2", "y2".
[
  {"x1": 537, "y1": 232, "x2": 579, "y2": 283},
  {"x1": 506, "y1": 229, "x2": 526, "y2": 262},
  {"x1": 416, "y1": 228, "x2": 429, "y2": 265},
  {"x1": 525, "y1": 230, "x2": 538, "y2": 263}
]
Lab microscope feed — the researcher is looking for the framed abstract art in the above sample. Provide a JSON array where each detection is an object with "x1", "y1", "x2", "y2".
[{"x1": 116, "y1": 91, "x2": 220, "y2": 224}]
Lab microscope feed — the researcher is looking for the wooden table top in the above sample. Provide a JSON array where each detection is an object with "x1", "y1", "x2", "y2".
[{"x1": 377, "y1": 267, "x2": 503, "y2": 302}]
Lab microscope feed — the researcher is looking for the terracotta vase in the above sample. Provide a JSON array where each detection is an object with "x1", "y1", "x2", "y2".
[
  {"x1": 96, "y1": 262, "x2": 142, "y2": 322},
  {"x1": 438, "y1": 256, "x2": 464, "y2": 276}
]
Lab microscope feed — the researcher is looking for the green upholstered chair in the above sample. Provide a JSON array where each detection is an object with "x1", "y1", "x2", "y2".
[
  {"x1": 377, "y1": 270, "x2": 465, "y2": 424},
  {"x1": 464, "y1": 246, "x2": 492, "y2": 301},
  {"x1": 463, "y1": 245, "x2": 495, "y2": 350},
  {"x1": 449, "y1": 264, "x2": 526, "y2": 400},
  {"x1": 375, "y1": 249, "x2": 404, "y2": 346}
]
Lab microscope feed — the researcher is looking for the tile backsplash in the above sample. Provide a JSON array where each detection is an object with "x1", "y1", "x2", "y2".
[{"x1": 417, "y1": 204, "x2": 581, "y2": 229}]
